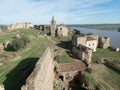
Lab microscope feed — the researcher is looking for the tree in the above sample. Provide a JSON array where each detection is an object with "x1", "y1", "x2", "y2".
[{"x1": 7, "y1": 36, "x2": 30, "y2": 51}]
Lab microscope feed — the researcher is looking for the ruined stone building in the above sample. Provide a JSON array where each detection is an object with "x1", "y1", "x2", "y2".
[
  {"x1": 7, "y1": 22, "x2": 33, "y2": 30},
  {"x1": 50, "y1": 16, "x2": 75, "y2": 37},
  {"x1": 54, "y1": 61, "x2": 87, "y2": 90},
  {"x1": 98, "y1": 36, "x2": 110, "y2": 49},
  {"x1": 72, "y1": 35, "x2": 98, "y2": 52},
  {"x1": 71, "y1": 35, "x2": 99, "y2": 66},
  {"x1": 50, "y1": 16, "x2": 56, "y2": 36},
  {"x1": 72, "y1": 34, "x2": 110, "y2": 66},
  {"x1": 57, "y1": 24, "x2": 68, "y2": 37},
  {"x1": 72, "y1": 45, "x2": 92, "y2": 67},
  {"x1": 78, "y1": 45, "x2": 92, "y2": 66}
]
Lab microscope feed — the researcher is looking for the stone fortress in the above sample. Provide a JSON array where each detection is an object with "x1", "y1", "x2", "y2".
[
  {"x1": 0, "y1": 16, "x2": 111, "y2": 90},
  {"x1": 7, "y1": 22, "x2": 33, "y2": 30}
]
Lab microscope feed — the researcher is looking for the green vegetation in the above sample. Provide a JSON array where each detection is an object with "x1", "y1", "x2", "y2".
[
  {"x1": 92, "y1": 48, "x2": 120, "y2": 63},
  {"x1": 107, "y1": 67, "x2": 120, "y2": 89},
  {"x1": 83, "y1": 71, "x2": 108, "y2": 90},
  {"x1": 0, "y1": 28, "x2": 44, "y2": 43},
  {"x1": 53, "y1": 36, "x2": 76, "y2": 63},
  {"x1": 92, "y1": 48, "x2": 120, "y2": 89},
  {"x1": 0, "y1": 27, "x2": 120, "y2": 90},
  {"x1": 74, "y1": 33, "x2": 85, "y2": 37},
  {"x1": 54, "y1": 55, "x2": 74, "y2": 63},
  {"x1": 0, "y1": 28, "x2": 52, "y2": 90},
  {"x1": 6, "y1": 36, "x2": 30, "y2": 51}
]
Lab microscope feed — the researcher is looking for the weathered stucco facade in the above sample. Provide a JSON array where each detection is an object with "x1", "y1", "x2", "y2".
[
  {"x1": 72, "y1": 35, "x2": 98, "y2": 52},
  {"x1": 21, "y1": 47, "x2": 54, "y2": 90},
  {"x1": 50, "y1": 16, "x2": 75, "y2": 37},
  {"x1": 57, "y1": 24, "x2": 68, "y2": 37}
]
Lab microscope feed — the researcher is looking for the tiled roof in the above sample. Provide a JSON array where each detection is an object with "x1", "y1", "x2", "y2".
[
  {"x1": 86, "y1": 36, "x2": 96, "y2": 41},
  {"x1": 58, "y1": 61, "x2": 87, "y2": 72}
]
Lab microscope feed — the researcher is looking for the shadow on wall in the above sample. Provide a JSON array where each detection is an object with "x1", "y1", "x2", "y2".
[
  {"x1": 3, "y1": 58, "x2": 39, "y2": 90},
  {"x1": 69, "y1": 72, "x2": 86, "y2": 90}
]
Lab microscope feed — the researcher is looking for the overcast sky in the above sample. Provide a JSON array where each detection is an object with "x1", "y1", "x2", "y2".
[{"x1": 0, "y1": 0, "x2": 120, "y2": 25}]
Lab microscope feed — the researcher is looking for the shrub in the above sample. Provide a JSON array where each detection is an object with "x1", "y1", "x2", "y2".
[{"x1": 7, "y1": 36, "x2": 30, "y2": 51}]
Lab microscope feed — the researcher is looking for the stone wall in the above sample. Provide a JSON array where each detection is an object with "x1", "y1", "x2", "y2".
[
  {"x1": 21, "y1": 47, "x2": 54, "y2": 90},
  {"x1": 72, "y1": 45, "x2": 92, "y2": 67},
  {"x1": 57, "y1": 24, "x2": 68, "y2": 37},
  {"x1": 72, "y1": 36, "x2": 86, "y2": 47},
  {"x1": 98, "y1": 37, "x2": 110, "y2": 49},
  {"x1": 7, "y1": 23, "x2": 33, "y2": 30}
]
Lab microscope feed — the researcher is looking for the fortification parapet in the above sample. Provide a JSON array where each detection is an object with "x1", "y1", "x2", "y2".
[{"x1": 21, "y1": 47, "x2": 54, "y2": 90}]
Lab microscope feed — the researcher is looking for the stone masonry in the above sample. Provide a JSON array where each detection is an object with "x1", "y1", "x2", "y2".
[
  {"x1": 7, "y1": 22, "x2": 33, "y2": 30},
  {"x1": 98, "y1": 37, "x2": 110, "y2": 49},
  {"x1": 21, "y1": 47, "x2": 54, "y2": 90},
  {"x1": 57, "y1": 24, "x2": 68, "y2": 37},
  {"x1": 50, "y1": 16, "x2": 56, "y2": 36}
]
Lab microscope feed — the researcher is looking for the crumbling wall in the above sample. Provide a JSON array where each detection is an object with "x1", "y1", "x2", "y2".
[
  {"x1": 72, "y1": 36, "x2": 86, "y2": 47},
  {"x1": 7, "y1": 23, "x2": 33, "y2": 30},
  {"x1": 98, "y1": 37, "x2": 110, "y2": 49},
  {"x1": 72, "y1": 45, "x2": 92, "y2": 67},
  {"x1": 21, "y1": 47, "x2": 54, "y2": 90}
]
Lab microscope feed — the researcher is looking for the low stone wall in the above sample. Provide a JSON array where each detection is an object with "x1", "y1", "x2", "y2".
[{"x1": 21, "y1": 47, "x2": 54, "y2": 90}]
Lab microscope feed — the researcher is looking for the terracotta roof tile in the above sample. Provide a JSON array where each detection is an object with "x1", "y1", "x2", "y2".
[
  {"x1": 59, "y1": 61, "x2": 87, "y2": 72},
  {"x1": 86, "y1": 36, "x2": 96, "y2": 41}
]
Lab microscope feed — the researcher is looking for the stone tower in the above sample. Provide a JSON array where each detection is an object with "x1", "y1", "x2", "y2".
[{"x1": 50, "y1": 16, "x2": 56, "y2": 36}]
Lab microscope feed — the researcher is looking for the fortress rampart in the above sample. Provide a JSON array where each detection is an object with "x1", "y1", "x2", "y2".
[{"x1": 21, "y1": 47, "x2": 54, "y2": 90}]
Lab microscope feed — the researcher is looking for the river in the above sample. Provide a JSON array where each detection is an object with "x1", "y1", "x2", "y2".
[{"x1": 70, "y1": 26, "x2": 120, "y2": 48}]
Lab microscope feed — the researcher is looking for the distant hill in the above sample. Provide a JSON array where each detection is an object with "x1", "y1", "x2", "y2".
[
  {"x1": 0, "y1": 25, "x2": 7, "y2": 28},
  {"x1": 0, "y1": 25, "x2": 8, "y2": 31},
  {"x1": 67, "y1": 24, "x2": 120, "y2": 30}
]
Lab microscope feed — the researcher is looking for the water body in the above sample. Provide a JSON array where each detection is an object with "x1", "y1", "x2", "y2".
[{"x1": 70, "y1": 26, "x2": 120, "y2": 48}]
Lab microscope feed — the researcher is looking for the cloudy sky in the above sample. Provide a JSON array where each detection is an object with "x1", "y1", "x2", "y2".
[{"x1": 0, "y1": 0, "x2": 120, "y2": 25}]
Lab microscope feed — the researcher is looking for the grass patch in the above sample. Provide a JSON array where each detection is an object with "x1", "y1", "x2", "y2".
[
  {"x1": 54, "y1": 54, "x2": 75, "y2": 63},
  {"x1": 0, "y1": 28, "x2": 53, "y2": 90},
  {"x1": 107, "y1": 68, "x2": 120, "y2": 89},
  {"x1": 92, "y1": 48, "x2": 120, "y2": 64}
]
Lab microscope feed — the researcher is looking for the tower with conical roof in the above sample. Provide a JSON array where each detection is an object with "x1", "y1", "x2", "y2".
[{"x1": 50, "y1": 16, "x2": 56, "y2": 36}]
